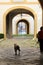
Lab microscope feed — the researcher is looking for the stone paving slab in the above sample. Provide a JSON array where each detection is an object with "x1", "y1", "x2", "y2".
[
  {"x1": 0, "y1": 38, "x2": 43, "y2": 65},
  {"x1": 0, "y1": 46, "x2": 40, "y2": 65}
]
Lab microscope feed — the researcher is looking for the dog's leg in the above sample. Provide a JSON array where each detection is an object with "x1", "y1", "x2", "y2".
[
  {"x1": 18, "y1": 49, "x2": 20, "y2": 55},
  {"x1": 15, "y1": 50, "x2": 17, "y2": 55}
]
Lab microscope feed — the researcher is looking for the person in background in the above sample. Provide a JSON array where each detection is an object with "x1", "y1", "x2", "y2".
[{"x1": 37, "y1": 26, "x2": 43, "y2": 53}]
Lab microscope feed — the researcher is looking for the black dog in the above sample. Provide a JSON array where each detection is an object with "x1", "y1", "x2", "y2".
[{"x1": 14, "y1": 44, "x2": 20, "y2": 55}]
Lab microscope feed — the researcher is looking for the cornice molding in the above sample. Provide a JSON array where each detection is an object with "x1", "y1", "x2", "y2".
[{"x1": 0, "y1": 2, "x2": 39, "y2": 5}]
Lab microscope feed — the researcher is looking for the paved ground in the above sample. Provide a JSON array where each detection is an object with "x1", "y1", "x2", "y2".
[{"x1": 0, "y1": 37, "x2": 43, "y2": 65}]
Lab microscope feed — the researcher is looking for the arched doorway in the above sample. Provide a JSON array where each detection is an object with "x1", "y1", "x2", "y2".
[
  {"x1": 16, "y1": 19, "x2": 29, "y2": 35},
  {"x1": 3, "y1": 6, "x2": 37, "y2": 39}
]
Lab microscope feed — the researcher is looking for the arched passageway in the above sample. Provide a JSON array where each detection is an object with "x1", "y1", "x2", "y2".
[
  {"x1": 16, "y1": 19, "x2": 29, "y2": 35},
  {"x1": 3, "y1": 6, "x2": 37, "y2": 39},
  {"x1": 6, "y1": 8, "x2": 34, "y2": 38}
]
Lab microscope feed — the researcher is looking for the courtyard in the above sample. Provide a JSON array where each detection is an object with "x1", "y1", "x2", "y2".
[{"x1": 0, "y1": 36, "x2": 43, "y2": 65}]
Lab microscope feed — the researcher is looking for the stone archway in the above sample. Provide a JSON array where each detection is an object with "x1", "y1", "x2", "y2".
[
  {"x1": 16, "y1": 19, "x2": 29, "y2": 35},
  {"x1": 3, "y1": 6, "x2": 37, "y2": 39}
]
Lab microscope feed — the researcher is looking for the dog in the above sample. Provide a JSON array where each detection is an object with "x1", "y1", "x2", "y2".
[{"x1": 14, "y1": 44, "x2": 20, "y2": 55}]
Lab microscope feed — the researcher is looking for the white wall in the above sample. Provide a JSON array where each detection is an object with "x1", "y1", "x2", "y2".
[
  {"x1": 27, "y1": 0, "x2": 38, "y2": 2},
  {"x1": 0, "y1": 0, "x2": 38, "y2": 2},
  {"x1": 0, "y1": 0, "x2": 10, "y2": 2}
]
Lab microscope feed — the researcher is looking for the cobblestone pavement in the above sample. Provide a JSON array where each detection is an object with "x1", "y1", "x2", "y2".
[{"x1": 0, "y1": 38, "x2": 43, "y2": 65}]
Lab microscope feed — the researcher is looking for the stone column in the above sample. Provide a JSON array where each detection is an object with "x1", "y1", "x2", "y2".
[
  {"x1": 8, "y1": 14, "x2": 12, "y2": 37},
  {"x1": 9, "y1": 18, "x2": 12, "y2": 37},
  {"x1": 4, "y1": 17, "x2": 6, "y2": 39}
]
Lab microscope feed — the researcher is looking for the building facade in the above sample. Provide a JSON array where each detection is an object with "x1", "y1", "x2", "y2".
[{"x1": 0, "y1": 0, "x2": 42, "y2": 39}]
